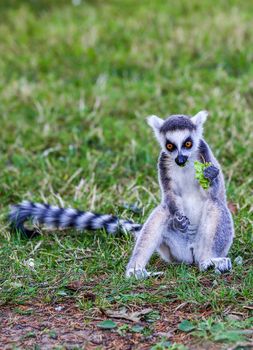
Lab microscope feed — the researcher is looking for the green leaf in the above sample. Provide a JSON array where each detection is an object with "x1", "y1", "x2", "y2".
[
  {"x1": 211, "y1": 323, "x2": 224, "y2": 332},
  {"x1": 150, "y1": 340, "x2": 172, "y2": 350},
  {"x1": 97, "y1": 320, "x2": 117, "y2": 329},
  {"x1": 131, "y1": 325, "x2": 144, "y2": 333},
  {"x1": 214, "y1": 330, "x2": 246, "y2": 343},
  {"x1": 194, "y1": 161, "x2": 212, "y2": 190},
  {"x1": 178, "y1": 320, "x2": 196, "y2": 332}
]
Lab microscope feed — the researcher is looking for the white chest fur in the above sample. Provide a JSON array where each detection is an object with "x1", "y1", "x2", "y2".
[{"x1": 171, "y1": 164, "x2": 207, "y2": 226}]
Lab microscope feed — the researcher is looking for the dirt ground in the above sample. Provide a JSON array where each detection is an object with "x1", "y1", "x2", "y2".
[{"x1": 0, "y1": 299, "x2": 225, "y2": 350}]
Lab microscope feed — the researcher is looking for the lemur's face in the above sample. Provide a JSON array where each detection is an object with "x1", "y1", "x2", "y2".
[
  {"x1": 147, "y1": 111, "x2": 208, "y2": 167},
  {"x1": 163, "y1": 129, "x2": 196, "y2": 166}
]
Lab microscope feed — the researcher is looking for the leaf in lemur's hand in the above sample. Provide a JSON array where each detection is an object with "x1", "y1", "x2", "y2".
[{"x1": 194, "y1": 161, "x2": 212, "y2": 190}]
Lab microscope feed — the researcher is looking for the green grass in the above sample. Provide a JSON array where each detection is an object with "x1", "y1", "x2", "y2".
[{"x1": 0, "y1": 0, "x2": 253, "y2": 348}]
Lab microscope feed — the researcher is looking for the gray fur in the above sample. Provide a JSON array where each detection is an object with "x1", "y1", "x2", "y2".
[
  {"x1": 126, "y1": 111, "x2": 234, "y2": 278},
  {"x1": 160, "y1": 115, "x2": 196, "y2": 133}
]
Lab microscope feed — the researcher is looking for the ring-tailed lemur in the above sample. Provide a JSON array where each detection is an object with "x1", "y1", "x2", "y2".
[
  {"x1": 126, "y1": 111, "x2": 234, "y2": 278},
  {"x1": 9, "y1": 111, "x2": 234, "y2": 278}
]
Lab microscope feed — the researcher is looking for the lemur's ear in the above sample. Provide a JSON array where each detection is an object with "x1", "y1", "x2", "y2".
[
  {"x1": 191, "y1": 110, "x2": 208, "y2": 126},
  {"x1": 146, "y1": 115, "x2": 164, "y2": 142},
  {"x1": 147, "y1": 115, "x2": 164, "y2": 130}
]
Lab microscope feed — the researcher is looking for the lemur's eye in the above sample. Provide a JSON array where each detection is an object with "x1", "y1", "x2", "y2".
[
  {"x1": 166, "y1": 143, "x2": 174, "y2": 151},
  {"x1": 185, "y1": 141, "x2": 192, "y2": 148}
]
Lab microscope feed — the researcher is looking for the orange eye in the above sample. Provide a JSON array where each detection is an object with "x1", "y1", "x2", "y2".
[
  {"x1": 185, "y1": 141, "x2": 192, "y2": 148},
  {"x1": 166, "y1": 143, "x2": 174, "y2": 151}
]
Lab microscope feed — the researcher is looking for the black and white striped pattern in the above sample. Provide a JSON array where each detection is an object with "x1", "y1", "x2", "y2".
[{"x1": 9, "y1": 201, "x2": 142, "y2": 238}]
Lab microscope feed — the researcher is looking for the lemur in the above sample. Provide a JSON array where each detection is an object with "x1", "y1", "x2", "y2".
[{"x1": 9, "y1": 111, "x2": 234, "y2": 278}]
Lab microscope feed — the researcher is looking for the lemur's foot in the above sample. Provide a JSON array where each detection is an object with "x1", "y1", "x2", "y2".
[
  {"x1": 125, "y1": 267, "x2": 164, "y2": 279},
  {"x1": 199, "y1": 257, "x2": 232, "y2": 274},
  {"x1": 126, "y1": 267, "x2": 149, "y2": 279},
  {"x1": 173, "y1": 211, "x2": 190, "y2": 232},
  {"x1": 203, "y1": 165, "x2": 219, "y2": 181}
]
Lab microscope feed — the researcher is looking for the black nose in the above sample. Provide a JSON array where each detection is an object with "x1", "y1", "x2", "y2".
[{"x1": 175, "y1": 155, "x2": 188, "y2": 166}]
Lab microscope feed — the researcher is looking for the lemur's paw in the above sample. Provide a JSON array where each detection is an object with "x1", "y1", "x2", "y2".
[
  {"x1": 213, "y1": 258, "x2": 232, "y2": 273},
  {"x1": 173, "y1": 211, "x2": 190, "y2": 232},
  {"x1": 125, "y1": 267, "x2": 149, "y2": 279},
  {"x1": 125, "y1": 268, "x2": 164, "y2": 280},
  {"x1": 199, "y1": 258, "x2": 232, "y2": 274},
  {"x1": 203, "y1": 165, "x2": 219, "y2": 181}
]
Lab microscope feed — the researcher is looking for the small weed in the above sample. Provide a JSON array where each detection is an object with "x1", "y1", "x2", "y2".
[{"x1": 178, "y1": 317, "x2": 253, "y2": 344}]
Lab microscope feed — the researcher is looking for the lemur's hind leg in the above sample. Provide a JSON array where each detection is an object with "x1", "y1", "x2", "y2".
[
  {"x1": 126, "y1": 205, "x2": 170, "y2": 279},
  {"x1": 194, "y1": 200, "x2": 234, "y2": 273},
  {"x1": 156, "y1": 243, "x2": 174, "y2": 263},
  {"x1": 130, "y1": 225, "x2": 174, "y2": 263}
]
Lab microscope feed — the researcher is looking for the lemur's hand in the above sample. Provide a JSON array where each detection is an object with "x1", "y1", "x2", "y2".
[
  {"x1": 126, "y1": 267, "x2": 164, "y2": 279},
  {"x1": 173, "y1": 211, "x2": 190, "y2": 232},
  {"x1": 203, "y1": 165, "x2": 219, "y2": 182}
]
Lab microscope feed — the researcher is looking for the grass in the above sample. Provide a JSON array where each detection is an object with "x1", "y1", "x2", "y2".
[{"x1": 0, "y1": 0, "x2": 253, "y2": 349}]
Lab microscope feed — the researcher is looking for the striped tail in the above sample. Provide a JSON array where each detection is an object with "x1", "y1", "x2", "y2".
[{"x1": 9, "y1": 201, "x2": 142, "y2": 238}]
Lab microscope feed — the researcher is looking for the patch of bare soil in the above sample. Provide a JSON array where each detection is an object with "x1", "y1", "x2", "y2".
[{"x1": 0, "y1": 299, "x2": 223, "y2": 350}]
